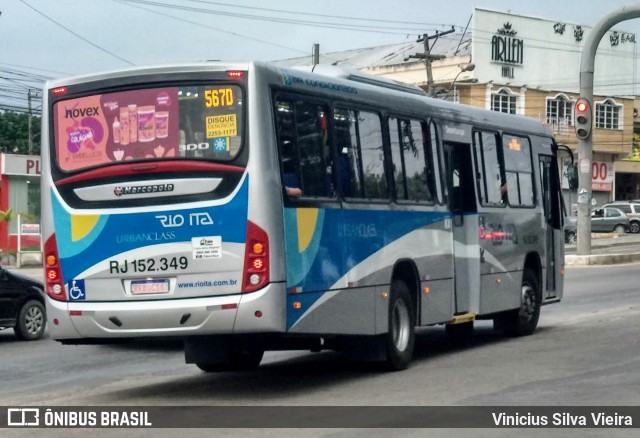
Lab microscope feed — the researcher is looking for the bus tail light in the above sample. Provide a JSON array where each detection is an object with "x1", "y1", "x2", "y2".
[
  {"x1": 226, "y1": 70, "x2": 245, "y2": 79},
  {"x1": 52, "y1": 86, "x2": 68, "y2": 96},
  {"x1": 44, "y1": 235, "x2": 66, "y2": 301},
  {"x1": 241, "y1": 221, "x2": 269, "y2": 293}
]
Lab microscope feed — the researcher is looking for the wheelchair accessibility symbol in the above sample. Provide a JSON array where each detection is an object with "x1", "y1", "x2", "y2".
[{"x1": 67, "y1": 279, "x2": 86, "y2": 301}]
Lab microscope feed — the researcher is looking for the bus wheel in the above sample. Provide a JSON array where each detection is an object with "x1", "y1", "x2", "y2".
[
  {"x1": 384, "y1": 280, "x2": 415, "y2": 371},
  {"x1": 498, "y1": 269, "x2": 541, "y2": 337},
  {"x1": 196, "y1": 348, "x2": 264, "y2": 372}
]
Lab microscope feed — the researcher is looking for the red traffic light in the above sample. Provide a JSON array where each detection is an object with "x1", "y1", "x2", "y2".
[
  {"x1": 574, "y1": 98, "x2": 592, "y2": 140},
  {"x1": 576, "y1": 100, "x2": 589, "y2": 113}
]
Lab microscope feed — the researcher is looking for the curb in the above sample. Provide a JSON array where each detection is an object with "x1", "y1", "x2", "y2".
[{"x1": 565, "y1": 253, "x2": 640, "y2": 266}]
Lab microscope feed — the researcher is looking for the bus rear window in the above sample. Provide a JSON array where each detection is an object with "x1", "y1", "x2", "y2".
[{"x1": 53, "y1": 84, "x2": 243, "y2": 172}]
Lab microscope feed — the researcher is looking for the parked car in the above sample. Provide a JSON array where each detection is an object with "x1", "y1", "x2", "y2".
[
  {"x1": 590, "y1": 207, "x2": 630, "y2": 233},
  {"x1": 0, "y1": 267, "x2": 46, "y2": 340},
  {"x1": 603, "y1": 202, "x2": 640, "y2": 233},
  {"x1": 564, "y1": 207, "x2": 630, "y2": 243}
]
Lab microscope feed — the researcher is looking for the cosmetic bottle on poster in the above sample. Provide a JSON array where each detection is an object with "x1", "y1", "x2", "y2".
[
  {"x1": 112, "y1": 117, "x2": 121, "y2": 144},
  {"x1": 128, "y1": 104, "x2": 138, "y2": 142},
  {"x1": 120, "y1": 107, "x2": 130, "y2": 146},
  {"x1": 137, "y1": 106, "x2": 156, "y2": 142},
  {"x1": 155, "y1": 111, "x2": 169, "y2": 138}
]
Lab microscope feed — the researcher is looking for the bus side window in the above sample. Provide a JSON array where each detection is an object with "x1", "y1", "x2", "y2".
[
  {"x1": 502, "y1": 134, "x2": 535, "y2": 207},
  {"x1": 334, "y1": 107, "x2": 386, "y2": 199},
  {"x1": 275, "y1": 97, "x2": 334, "y2": 199},
  {"x1": 429, "y1": 120, "x2": 445, "y2": 204},
  {"x1": 334, "y1": 108, "x2": 356, "y2": 197},
  {"x1": 389, "y1": 117, "x2": 434, "y2": 203},
  {"x1": 473, "y1": 130, "x2": 505, "y2": 206}
]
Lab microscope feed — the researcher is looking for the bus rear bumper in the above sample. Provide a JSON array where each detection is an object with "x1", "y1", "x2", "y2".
[{"x1": 45, "y1": 283, "x2": 286, "y2": 340}]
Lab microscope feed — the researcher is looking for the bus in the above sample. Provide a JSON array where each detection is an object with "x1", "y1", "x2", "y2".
[{"x1": 41, "y1": 62, "x2": 565, "y2": 371}]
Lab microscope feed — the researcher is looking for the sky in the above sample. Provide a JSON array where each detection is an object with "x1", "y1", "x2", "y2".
[{"x1": 2, "y1": 0, "x2": 640, "y2": 115}]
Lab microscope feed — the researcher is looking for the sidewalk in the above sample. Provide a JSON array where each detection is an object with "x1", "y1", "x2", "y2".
[{"x1": 565, "y1": 232, "x2": 640, "y2": 266}]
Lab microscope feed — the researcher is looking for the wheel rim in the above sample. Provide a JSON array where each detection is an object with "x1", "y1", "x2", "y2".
[
  {"x1": 25, "y1": 305, "x2": 44, "y2": 336},
  {"x1": 519, "y1": 284, "x2": 536, "y2": 323},
  {"x1": 392, "y1": 299, "x2": 410, "y2": 352},
  {"x1": 631, "y1": 223, "x2": 640, "y2": 233}
]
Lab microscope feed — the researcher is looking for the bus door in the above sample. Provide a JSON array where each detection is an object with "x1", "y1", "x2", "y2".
[
  {"x1": 539, "y1": 155, "x2": 563, "y2": 298},
  {"x1": 444, "y1": 142, "x2": 480, "y2": 314}
]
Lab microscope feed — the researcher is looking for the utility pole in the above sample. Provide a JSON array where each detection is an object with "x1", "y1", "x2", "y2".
[
  {"x1": 312, "y1": 43, "x2": 320, "y2": 66},
  {"x1": 406, "y1": 26, "x2": 455, "y2": 97},
  {"x1": 28, "y1": 89, "x2": 33, "y2": 155}
]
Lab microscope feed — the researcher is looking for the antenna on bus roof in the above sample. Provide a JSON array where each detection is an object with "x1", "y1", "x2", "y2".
[{"x1": 293, "y1": 64, "x2": 427, "y2": 96}]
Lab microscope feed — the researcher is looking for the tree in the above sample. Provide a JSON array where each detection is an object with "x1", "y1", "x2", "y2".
[
  {"x1": 0, "y1": 111, "x2": 41, "y2": 155},
  {"x1": 0, "y1": 208, "x2": 13, "y2": 260}
]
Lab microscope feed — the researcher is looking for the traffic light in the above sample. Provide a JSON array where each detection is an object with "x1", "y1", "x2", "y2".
[{"x1": 574, "y1": 98, "x2": 592, "y2": 140}]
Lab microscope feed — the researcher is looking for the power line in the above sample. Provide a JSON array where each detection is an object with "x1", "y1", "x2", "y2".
[
  {"x1": 17, "y1": 0, "x2": 134, "y2": 66},
  {"x1": 116, "y1": 0, "x2": 440, "y2": 35},
  {"x1": 0, "y1": 61, "x2": 72, "y2": 77},
  {"x1": 181, "y1": 0, "x2": 453, "y2": 27},
  {"x1": 114, "y1": 0, "x2": 310, "y2": 57}
]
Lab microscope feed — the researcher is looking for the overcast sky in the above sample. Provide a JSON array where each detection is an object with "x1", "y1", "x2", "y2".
[{"x1": 2, "y1": 0, "x2": 640, "y2": 113}]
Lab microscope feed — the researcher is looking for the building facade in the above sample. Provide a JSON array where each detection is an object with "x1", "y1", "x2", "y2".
[{"x1": 0, "y1": 153, "x2": 41, "y2": 256}]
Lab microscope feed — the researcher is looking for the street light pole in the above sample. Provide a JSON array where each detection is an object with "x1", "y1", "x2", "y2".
[{"x1": 445, "y1": 63, "x2": 475, "y2": 101}]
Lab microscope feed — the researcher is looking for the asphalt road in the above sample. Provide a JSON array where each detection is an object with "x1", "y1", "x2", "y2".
[{"x1": 2, "y1": 262, "x2": 640, "y2": 437}]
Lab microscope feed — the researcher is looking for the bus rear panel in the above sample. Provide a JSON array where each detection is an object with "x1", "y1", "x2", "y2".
[{"x1": 42, "y1": 66, "x2": 285, "y2": 341}]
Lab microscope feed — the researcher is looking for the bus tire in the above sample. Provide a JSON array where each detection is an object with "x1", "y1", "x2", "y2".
[
  {"x1": 384, "y1": 280, "x2": 415, "y2": 371},
  {"x1": 499, "y1": 268, "x2": 541, "y2": 337},
  {"x1": 196, "y1": 348, "x2": 264, "y2": 372}
]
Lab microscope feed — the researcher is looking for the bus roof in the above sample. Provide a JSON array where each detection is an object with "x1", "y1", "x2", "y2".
[{"x1": 45, "y1": 60, "x2": 552, "y2": 138}]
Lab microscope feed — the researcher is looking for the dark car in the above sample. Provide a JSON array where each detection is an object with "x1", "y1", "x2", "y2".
[{"x1": 0, "y1": 267, "x2": 46, "y2": 340}]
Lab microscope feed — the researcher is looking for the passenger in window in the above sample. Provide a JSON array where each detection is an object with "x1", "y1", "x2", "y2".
[
  {"x1": 500, "y1": 182, "x2": 508, "y2": 203},
  {"x1": 282, "y1": 157, "x2": 302, "y2": 199},
  {"x1": 286, "y1": 182, "x2": 302, "y2": 198}
]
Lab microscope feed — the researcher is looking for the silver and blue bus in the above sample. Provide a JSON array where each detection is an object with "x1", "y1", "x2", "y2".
[{"x1": 41, "y1": 62, "x2": 565, "y2": 371}]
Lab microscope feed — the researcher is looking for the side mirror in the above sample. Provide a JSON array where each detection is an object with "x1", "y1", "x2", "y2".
[{"x1": 567, "y1": 164, "x2": 578, "y2": 190}]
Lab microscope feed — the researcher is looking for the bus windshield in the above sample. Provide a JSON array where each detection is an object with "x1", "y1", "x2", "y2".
[{"x1": 52, "y1": 84, "x2": 244, "y2": 173}]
